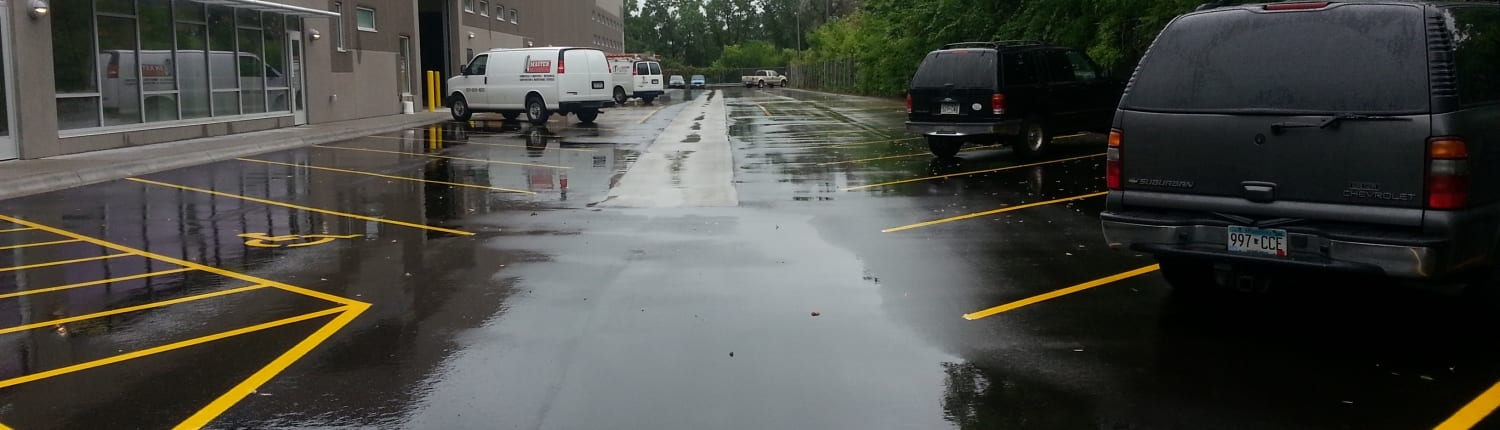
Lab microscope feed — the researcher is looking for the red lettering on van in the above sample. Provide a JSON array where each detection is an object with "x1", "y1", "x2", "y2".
[{"x1": 526, "y1": 60, "x2": 552, "y2": 74}]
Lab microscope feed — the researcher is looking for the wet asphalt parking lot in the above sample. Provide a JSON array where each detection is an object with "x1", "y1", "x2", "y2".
[{"x1": 0, "y1": 87, "x2": 1497, "y2": 429}]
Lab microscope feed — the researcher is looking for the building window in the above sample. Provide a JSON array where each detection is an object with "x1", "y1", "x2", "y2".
[
  {"x1": 356, "y1": 7, "x2": 376, "y2": 32},
  {"x1": 509, "y1": 9, "x2": 518, "y2": 24},
  {"x1": 496, "y1": 3, "x2": 505, "y2": 20},
  {"x1": 333, "y1": 1, "x2": 347, "y2": 51},
  {"x1": 52, "y1": 1, "x2": 297, "y2": 131},
  {"x1": 463, "y1": 0, "x2": 474, "y2": 13},
  {"x1": 478, "y1": 1, "x2": 488, "y2": 16}
]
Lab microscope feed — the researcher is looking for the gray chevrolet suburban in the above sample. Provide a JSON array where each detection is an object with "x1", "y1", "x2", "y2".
[{"x1": 1101, "y1": 1, "x2": 1500, "y2": 291}]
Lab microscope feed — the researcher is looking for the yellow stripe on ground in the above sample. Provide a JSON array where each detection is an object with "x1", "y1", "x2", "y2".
[
  {"x1": 176, "y1": 302, "x2": 370, "y2": 429},
  {"x1": 844, "y1": 153, "x2": 1105, "y2": 191},
  {"x1": 0, "y1": 307, "x2": 347, "y2": 389},
  {"x1": 360, "y1": 134, "x2": 597, "y2": 152},
  {"x1": 0, "y1": 239, "x2": 83, "y2": 251},
  {"x1": 0, "y1": 284, "x2": 269, "y2": 336},
  {"x1": 829, "y1": 136, "x2": 922, "y2": 148},
  {"x1": 640, "y1": 104, "x2": 670, "y2": 124},
  {"x1": 236, "y1": 158, "x2": 537, "y2": 195},
  {"x1": 1436, "y1": 379, "x2": 1500, "y2": 430},
  {"x1": 126, "y1": 177, "x2": 475, "y2": 236},
  {"x1": 963, "y1": 265, "x2": 1161, "y2": 320},
  {"x1": 752, "y1": 102, "x2": 772, "y2": 116},
  {"x1": 883, "y1": 191, "x2": 1108, "y2": 233},
  {"x1": 0, "y1": 227, "x2": 35, "y2": 234},
  {"x1": 0, "y1": 268, "x2": 195, "y2": 300},
  {"x1": 0, "y1": 253, "x2": 132, "y2": 273},
  {"x1": 816, "y1": 145, "x2": 1003, "y2": 166},
  {"x1": 312, "y1": 144, "x2": 572, "y2": 169}
]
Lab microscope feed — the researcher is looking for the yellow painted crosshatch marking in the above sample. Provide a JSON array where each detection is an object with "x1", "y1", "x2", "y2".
[{"x1": 238, "y1": 233, "x2": 362, "y2": 249}]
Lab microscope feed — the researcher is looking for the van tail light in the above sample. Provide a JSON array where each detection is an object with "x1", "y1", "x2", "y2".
[
  {"x1": 1427, "y1": 137, "x2": 1469, "y2": 210},
  {"x1": 107, "y1": 63, "x2": 120, "y2": 79},
  {"x1": 906, "y1": 93, "x2": 913, "y2": 114},
  {"x1": 557, "y1": 53, "x2": 567, "y2": 74},
  {"x1": 1107, "y1": 129, "x2": 1123, "y2": 190},
  {"x1": 992, "y1": 93, "x2": 1006, "y2": 115}
]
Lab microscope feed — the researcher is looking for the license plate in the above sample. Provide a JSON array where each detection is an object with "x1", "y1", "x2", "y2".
[
  {"x1": 1227, "y1": 226, "x2": 1288, "y2": 257},
  {"x1": 940, "y1": 104, "x2": 960, "y2": 115}
]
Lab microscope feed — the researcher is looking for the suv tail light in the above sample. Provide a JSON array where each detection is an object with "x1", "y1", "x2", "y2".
[
  {"x1": 906, "y1": 93, "x2": 913, "y2": 114},
  {"x1": 1107, "y1": 129, "x2": 1123, "y2": 190},
  {"x1": 992, "y1": 93, "x2": 1006, "y2": 115},
  {"x1": 1428, "y1": 137, "x2": 1469, "y2": 210}
]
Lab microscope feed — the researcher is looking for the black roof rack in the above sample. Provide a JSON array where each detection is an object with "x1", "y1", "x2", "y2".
[{"x1": 941, "y1": 40, "x2": 1045, "y2": 50}]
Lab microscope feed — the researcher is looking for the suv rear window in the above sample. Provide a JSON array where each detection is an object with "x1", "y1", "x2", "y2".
[
  {"x1": 911, "y1": 50, "x2": 997, "y2": 89},
  {"x1": 1450, "y1": 7, "x2": 1500, "y2": 105},
  {"x1": 1124, "y1": 4, "x2": 1427, "y2": 114}
]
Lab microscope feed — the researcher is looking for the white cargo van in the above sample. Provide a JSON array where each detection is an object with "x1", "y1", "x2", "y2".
[
  {"x1": 606, "y1": 55, "x2": 665, "y2": 105},
  {"x1": 448, "y1": 47, "x2": 614, "y2": 125}
]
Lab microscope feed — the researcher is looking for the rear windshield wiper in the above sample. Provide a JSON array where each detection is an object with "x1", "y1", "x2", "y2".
[{"x1": 1270, "y1": 114, "x2": 1413, "y2": 135}]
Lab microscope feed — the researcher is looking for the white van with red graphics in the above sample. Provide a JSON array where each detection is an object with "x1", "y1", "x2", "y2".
[
  {"x1": 447, "y1": 47, "x2": 615, "y2": 125},
  {"x1": 606, "y1": 54, "x2": 665, "y2": 105}
]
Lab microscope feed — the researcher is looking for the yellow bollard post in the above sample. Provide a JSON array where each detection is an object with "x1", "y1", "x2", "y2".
[{"x1": 426, "y1": 71, "x2": 437, "y2": 112}]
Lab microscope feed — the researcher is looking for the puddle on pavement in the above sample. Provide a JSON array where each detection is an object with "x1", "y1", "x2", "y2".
[{"x1": 681, "y1": 134, "x2": 702, "y2": 143}]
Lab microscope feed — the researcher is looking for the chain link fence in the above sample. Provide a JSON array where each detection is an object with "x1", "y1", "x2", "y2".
[{"x1": 788, "y1": 59, "x2": 858, "y2": 93}]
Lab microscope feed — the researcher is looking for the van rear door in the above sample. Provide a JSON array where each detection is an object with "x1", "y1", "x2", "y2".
[
  {"x1": 1118, "y1": 3, "x2": 1431, "y2": 224},
  {"x1": 908, "y1": 49, "x2": 998, "y2": 123},
  {"x1": 559, "y1": 49, "x2": 609, "y2": 103}
]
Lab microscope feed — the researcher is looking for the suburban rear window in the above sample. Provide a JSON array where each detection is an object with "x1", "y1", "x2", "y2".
[
  {"x1": 1124, "y1": 4, "x2": 1428, "y2": 114},
  {"x1": 911, "y1": 50, "x2": 997, "y2": 89},
  {"x1": 1449, "y1": 7, "x2": 1500, "y2": 105}
]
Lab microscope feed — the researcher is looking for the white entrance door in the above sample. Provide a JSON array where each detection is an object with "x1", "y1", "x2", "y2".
[
  {"x1": 288, "y1": 31, "x2": 307, "y2": 125},
  {"x1": 0, "y1": 5, "x2": 16, "y2": 160}
]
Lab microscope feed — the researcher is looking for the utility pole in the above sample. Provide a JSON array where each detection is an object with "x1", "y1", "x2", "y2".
[{"x1": 795, "y1": 0, "x2": 803, "y2": 51}]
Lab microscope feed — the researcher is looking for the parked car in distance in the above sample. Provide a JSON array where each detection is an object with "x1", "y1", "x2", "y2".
[
  {"x1": 906, "y1": 41, "x2": 1123, "y2": 158},
  {"x1": 742, "y1": 70, "x2": 787, "y2": 88},
  {"x1": 1101, "y1": 1, "x2": 1500, "y2": 295},
  {"x1": 447, "y1": 47, "x2": 614, "y2": 125},
  {"x1": 691, "y1": 75, "x2": 707, "y2": 89},
  {"x1": 607, "y1": 54, "x2": 666, "y2": 105},
  {"x1": 668, "y1": 75, "x2": 686, "y2": 89}
]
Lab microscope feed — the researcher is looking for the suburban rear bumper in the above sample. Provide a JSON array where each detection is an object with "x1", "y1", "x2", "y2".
[
  {"x1": 906, "y1": 120, "x2": 1022, "y2": 138},
  {"x1": 1100, "y1": 217, "x2": 1440, "y2": 278}
]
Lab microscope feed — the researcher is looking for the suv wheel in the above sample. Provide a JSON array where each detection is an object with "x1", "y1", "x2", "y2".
[
  {"x1": 575, "y1": 110, "x2": 600, "y2": 124},
  {"x1": 927, "y1": 136, "x2": 964, "y2": 158},
  {"x1": 614, "y1": 87, "x2": 628, "y2": 105},
  {"x1": 526, "y1": 96, "x2": 551, "y2": 125},
  {"x1": 450, "y1": 96, "x2": 473, "y2": 122},
  {"x1": 1158, "y1": 258, "x2": 1215, "y2": 295},
  {"x1": 1012, "y1": 118, "x2": 1052, "y2": 159}
]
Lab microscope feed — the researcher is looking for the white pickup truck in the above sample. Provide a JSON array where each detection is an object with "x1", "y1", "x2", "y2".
[{"x1": 741, "y1": 70, "x2": 788, "y2": 88}]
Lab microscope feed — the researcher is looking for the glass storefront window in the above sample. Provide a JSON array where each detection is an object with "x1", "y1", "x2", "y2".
[{"x1": 54, "y1": 2, "x2": 299, "y2": 131}]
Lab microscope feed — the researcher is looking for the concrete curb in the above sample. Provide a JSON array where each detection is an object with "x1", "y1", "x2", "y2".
[{"x1": 0, "y1": 113, "x2": 448, "y2": 201}]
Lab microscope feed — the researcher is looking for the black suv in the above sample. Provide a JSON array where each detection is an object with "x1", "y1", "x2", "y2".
[
  {"x1": 1101, "y1": 1, "x2": 1500, "y2": 291},
  {"x1": 906, "y1": 41, "x2": 1123, "y2": 158}
]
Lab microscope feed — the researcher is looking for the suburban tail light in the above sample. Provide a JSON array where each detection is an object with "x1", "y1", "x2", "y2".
[
  {"x1": 1107, "y1": 129, "x2": 1123, "y2": 190},
  {"x1": 991, "y1": 93, "x2": 1006, "y2": 115},
  {"x1": 107, "y1": 63, "x2": 119, "y2": 79},
  {"x1": 1428, "y1": 137, "x2": 1469, "y2": 210},
  {"x1": 906, "y1": 93, "x2": 913, "y2": 114},
  {"x1": 1264, "y1": 2, "x2": 1330, "y2": 11}
]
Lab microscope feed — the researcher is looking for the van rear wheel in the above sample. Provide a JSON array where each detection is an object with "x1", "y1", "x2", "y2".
[
  {"x1": 525, "y1": 96, "x2": 550, "y2": 125},
  {"x1": 450, "y1": 96, "x2": 473, "y2": 122},
  {"x1": 927, "y1": 136, "x2": 963, "y2": 158},
  {"x1": 576, "y1": 110, "x2": 600, "y2": 124},
  {"x1": 641, "y1": 95, "x2": 656, "y2": 105},
  {"x1": 613, "y1": 87, "x2": 628, "y2": 105}
]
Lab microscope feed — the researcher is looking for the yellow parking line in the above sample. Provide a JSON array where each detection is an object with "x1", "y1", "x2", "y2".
[
  {"x1": 178, "y1": 302, "x2": 370, "y2": 429},
  {"x1": 0, "y1": 284, "x2": 269, "y2": 336},
  {"x1": 962, "y1": 265, "x2": 1161, "y2": 320},
  {"x1": 312, "y1": 145, "x2": 572, "y2": 169},
  {"x1": 817, "y1": 145, "x2": 1003, "y2": 166},
  {"x1": 0, "y1": 254, "x2": 132, "y2": 273},
  {"x1": 752, "y1": 102, "x2": 772, "y2": 116},
  {"x1": 0, "y1": 268, "x2": 196, "y2": 300},
  {"x1": 829, "y1": 137, "x2": 922, "y2": 148},
  {"x1": 361, "y1": 134, "x2": 596, "y2": 152},
  {"x1": 0, "y1": 227, "x2": 34, "y2": 234},
  {"x1": 844, "y1": 153, "x2": 1105, "y2": 191},
  {"x1": 1437, "y1": 380, "x2": 1500, "y2": 430},
  {"x1": 0, "y1": 306, "x2": 348, "y2": 390},
  {"x1": 127, "y1": 178, "x2": 475, "y2": 236},
  {"x1": 882, "y1": 191, "x2": 1108, "y2": 233},
  {"x1": 236, "y1": 158, "x2": 537, "y2": 195},
  {"x1": 640, "y1": 104, "x2": 669, "y2": 124},
  {"x1": 0, "y1": 239, "x2": 83, "y2": 251}
]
